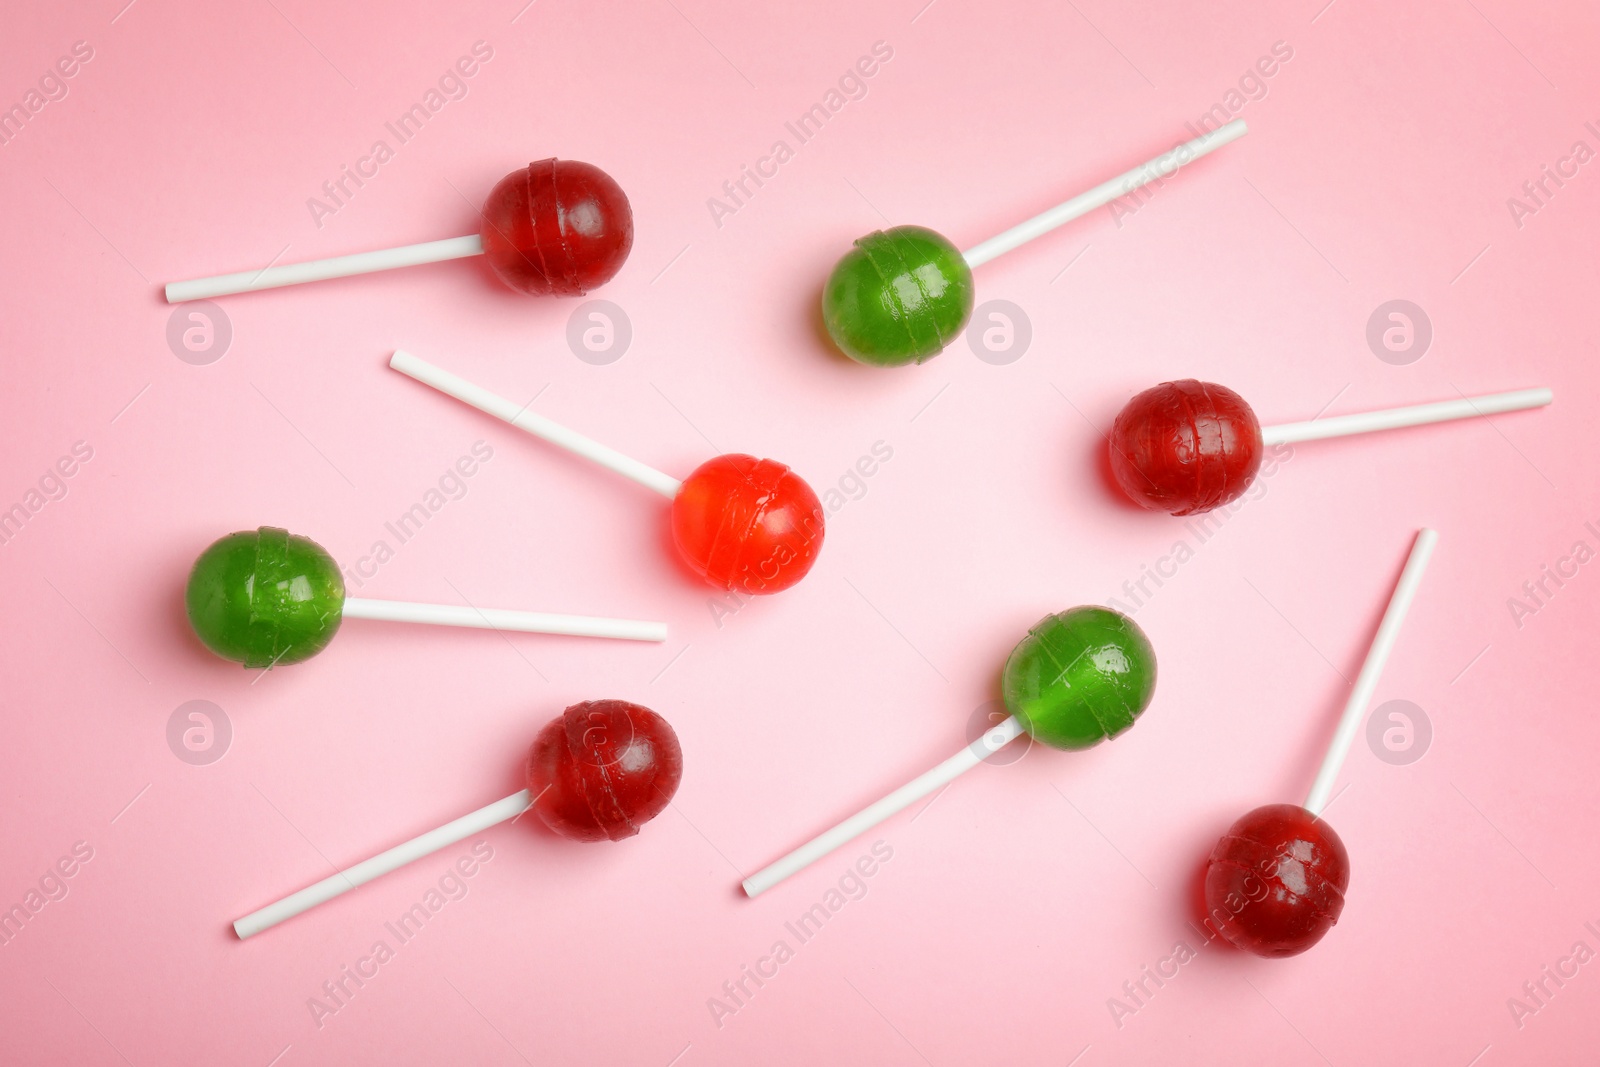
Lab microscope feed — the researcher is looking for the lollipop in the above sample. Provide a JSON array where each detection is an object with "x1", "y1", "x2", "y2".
[
  {"x1": 234, "y1": 699, "x2": 682, "y2": 937},
  {"x1": 186, "y1": 526, "x2": 665, "y2": 667},
  {"x1": 1204, "y1": 528, "x2": 1435, "y2": 956},
  {"x1": 823, "y1": 120, "x2": 1248, "y2": 366},
  {"x1": 390, "y1": 351, "x2": 825, "y2": 594},
  {"x1": 165, "y1": 159, "x2": 632, "y2": 302},
  {"x1": 742, "y1": 606, "x2": 1156, "y2": 896},
  {"x1": 1110, "y1": 381, "x2": 1553, "y2": 515}
]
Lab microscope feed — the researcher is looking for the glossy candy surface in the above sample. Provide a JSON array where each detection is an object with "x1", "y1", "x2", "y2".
[
  {"x1": 480, "y1": 159, "x2": 633, "y2": 296},
  {"x1": 670, "y1": 454, "x2": 825, "y2": 595},
  {"x1": 526, "y1": 700, "x2": 683, "y2": 842},
  {"x1": 1109, "y1": 380, "x2": 1264, "y2": 516},
  {"x1": 1203, "y1": 803, "x2": 1350, "y2": 957},
  {"x1": 1001, "y1": 606, "x2": 1157, "y2": 749},
  {"x1": 185, "y1": 527, "x2": 345, "y2": 668},
  {"x1": 822, "y1": 225, "x2": 974, "y2": 367}
]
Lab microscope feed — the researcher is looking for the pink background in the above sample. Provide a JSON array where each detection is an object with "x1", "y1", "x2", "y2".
[{"x1": 2, "y1": 0, "x2": 1597, "y2": 1062}]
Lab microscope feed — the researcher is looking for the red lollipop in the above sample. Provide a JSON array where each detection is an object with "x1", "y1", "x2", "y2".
[
  {"x1": 1204, "y1": 804, "x2": 1350, "y2": 957},
  {"x1": 1202, "y1": 529, "x2": 1434, "y2": 957},
  {"x1": 391, "y1": 351, "x2": 825, "y2": 594},
  {"x1": 234, "y1": 700, "x2": 682, "y2": 938},
  {"x1": 1109, "y1": 380, "x2": 1262, "y2": 516},
  {"x1": 1108, "y1": 380, "x2": 1553, "y2": 515},
  {"x1": 526, "y1": 699, "x2": 682, "y2": 841},
  {"x1": 479, "y1": 159, "x2": 633, "y2": 295},
  {"x1": 670, "y1": 455, "x2": 824, "y2": 593},
  {"x1": 165, "y1": 158, "x2": 632, "y2": 303}
]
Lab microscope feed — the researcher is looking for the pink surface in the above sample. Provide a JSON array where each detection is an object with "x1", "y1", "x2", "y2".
[{"x1": 2, "y1": 0, "x2": 1597, "y2": 1063}]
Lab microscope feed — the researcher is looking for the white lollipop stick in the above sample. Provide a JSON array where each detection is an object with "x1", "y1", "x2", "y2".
[
  {"x1": 234, "y1": 789, "x2": 530, "y2": 938},
  {"x1": 165, "y1": 235, "x2": 484, "y2": 303},
  {"x1": 1261, "y1": 388, "x2": 1552, "y2": 447},
  {"x1": 341, "y1": 597, "x2": 665, "y2": 642},
  {"x1": 390, "y1": 350, "x2": 682, "y2": 499},
  {"x1": 961, "y1": 119, "x2": 1249, "y2": 269},
  {"x1": 742, "y1": 716, "x2": 1025, "y2": 898},
  {"x1": 1303, "y1": 528, "x2": 1437, "y2": 816}
]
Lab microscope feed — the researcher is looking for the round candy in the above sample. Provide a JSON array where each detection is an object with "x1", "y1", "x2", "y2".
[
  {"x1": 525, "y1": 700, "x2": 683, "y2": 842},
  {"x1": 1203, "y1": 803, "x2": 1350, "y2": 957},
  {"x1": 670, "y1": 454, "x2": 825, "y2": 595},
  {"x1": 1001, "y1": 606, "x2": 1157, "y2": 750},
  {"x1": 1109, "y1": 380, "x2": 1264, "y2": 516},
  {"x1": 822, "y1": 225, "x2": 974, "y2": 367},
  {"x1": 479, "y1": 158, "x2": 634, "y2": 296},
  {"x1": 185, "y1": 527, "x2": 345, "y2": 668}
]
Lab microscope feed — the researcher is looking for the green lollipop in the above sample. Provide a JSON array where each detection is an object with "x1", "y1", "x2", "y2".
[
  {"x1": 742, "y1": 606, "x2": 1157, "y2": 897},
  {"x1": 818, "y1": 120, "x2": 1249, "y2": 368},
  {"x1": 185, "y1": 527, "x2": 345, "y2": 667},
  {"x1": 1002, "y1": 607, "x2": 1157, "y2": 749},
  {"x1": 185, "y1": 526, "x2": 669, "y2": 668},
  {"x1": 822, "y1": 226, "x2": 973, "y2": 367}
]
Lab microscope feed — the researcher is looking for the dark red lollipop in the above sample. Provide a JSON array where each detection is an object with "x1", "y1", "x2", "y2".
[
  {"x1": 233, "y1": 699, "x2": 684, "y2": 938},
  {"x1": 1193, "y1": 530, "x2": 1437, "y2": 960},
  {"x1": 480, "y1": 158, "x2": 634, "y2": 296},
  {"x1": 165, "y1": 158, "x2": 634, "y2": 303},
  {"x1": 526, "y1": 699, "x2": 684, "y2": 841},
  {"x1": 1203, "y1": 804, "x2": 1350, "y2": 957},
  {"x1": 1105, "y1": 381, "x2": 1552, "y2": 517},
  {"x1": 1109, "y1": 379, "x2": 1263, "y2": 515}
]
